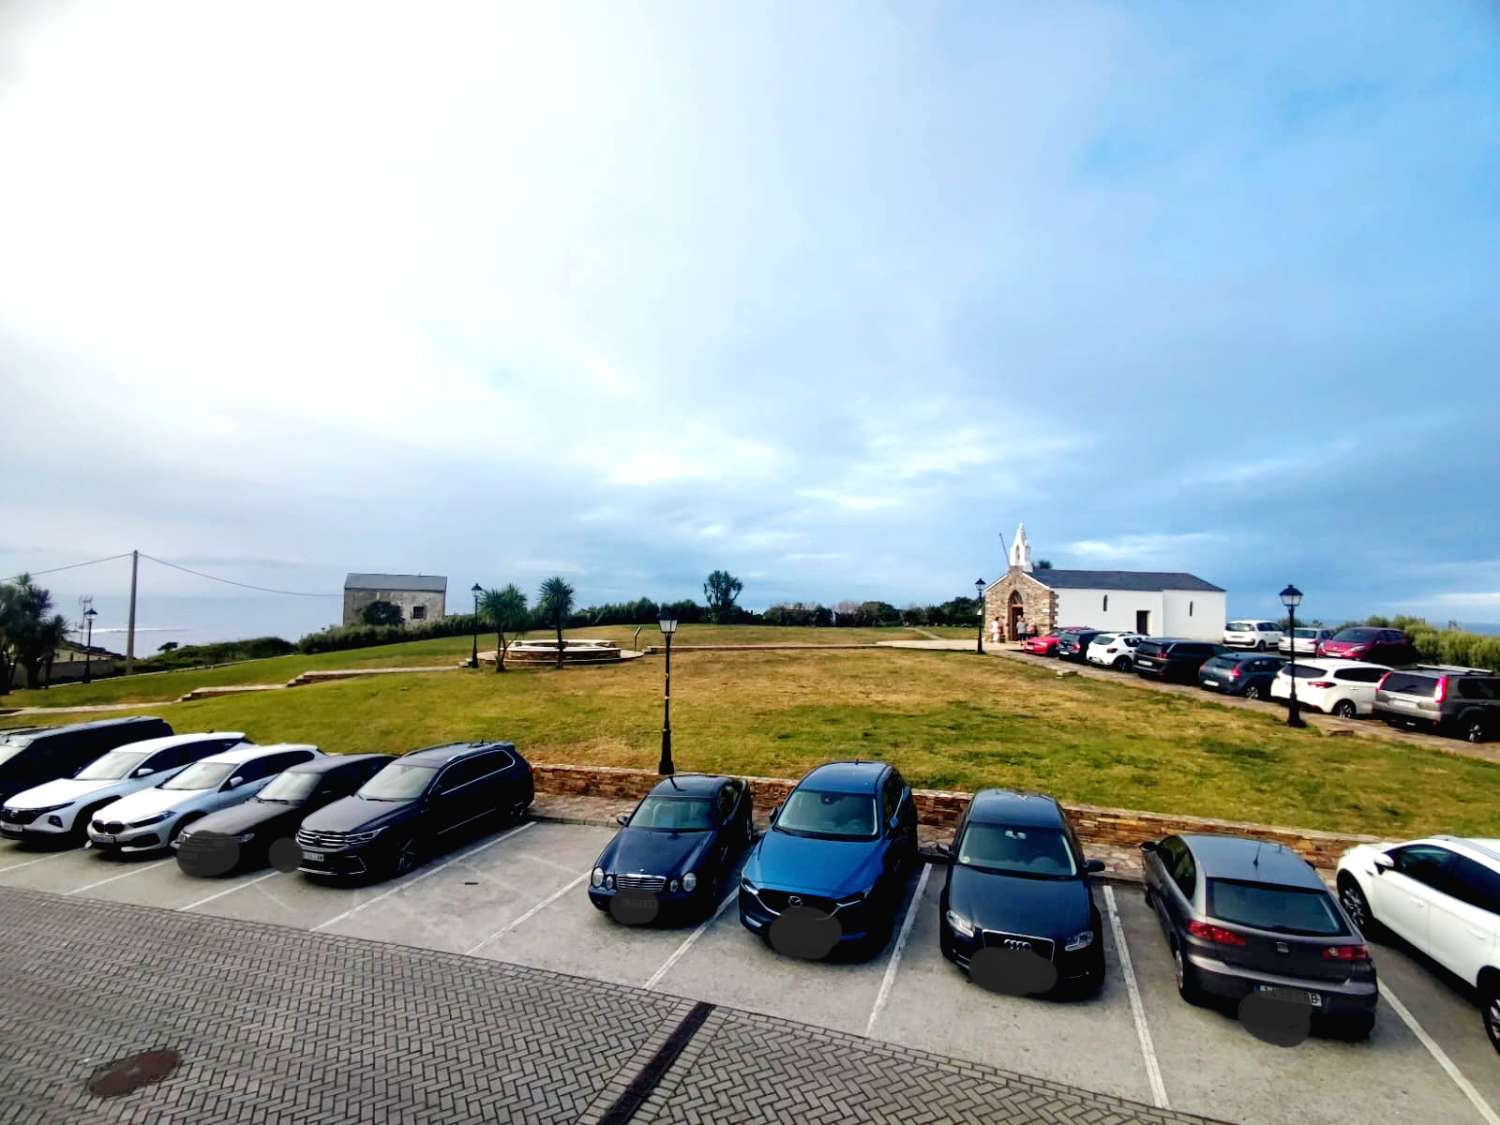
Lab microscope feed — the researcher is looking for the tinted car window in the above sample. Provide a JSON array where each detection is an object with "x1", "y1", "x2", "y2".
[
  {"x1": 1390, "y1": 844, "x2": 1456, "y2": 889},
  {"x1": 1381, "y1": 673, "x2": 1437, "y2": 696},
  {"x1": 1336, "y1": 668, "x2": 1386, "y2": 683},
  {"x1": 1448, "y1": 858, "x2": 1500, "y2": 915},
  {"x1": 777, "y1": 789, "x2": 877, "y2": 840},
  {"x1": 1288, "y1": 664, "x2": 1327, "y2": 679},
  {"x1": 1335, "y1": 628, "x2": 1380, "y2": 642},
  {"x1": 1137, "y1": 641, "x2": 1165, "y2": 658},
  {"x1": 881, "y1": 775, "x2": 901, "y2": 823},
  {"x1": 1458, "y1": 679, "x2": 1500, "y2": 700},
  {"x1": 957, "y1": 823, "x2": 1077, "y2": 878},
  {"x1": 1206, "y1": 879, "x2": 1345, "y2": 935}
]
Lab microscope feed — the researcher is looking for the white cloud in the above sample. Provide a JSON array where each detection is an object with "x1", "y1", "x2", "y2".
[
  {"x1": 795, "y1": 489, "x2": 903, "y2": 512},
  {"x1": 1067, "y1": 533, "x2": 1225, "y2": 565}
]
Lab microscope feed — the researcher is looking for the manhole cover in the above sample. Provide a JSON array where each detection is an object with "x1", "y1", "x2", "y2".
[{"x1": 87, "y1": 1049, "x2": 181, "y2": 1098}]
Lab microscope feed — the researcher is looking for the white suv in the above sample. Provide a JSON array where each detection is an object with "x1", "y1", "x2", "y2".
[
  {"x1": 1270, "y1": 660, "x2": 1390, "y2": 717},
  {"x1": 0, "y1": 732, "x2": 246, "y2": 845},
  {"x1": 1224, "y1": 620, "x2": 1283, "y2": 650},
  {"x1": 1337, "y1": 836, "x2": 1500, "y2": 1051},
  {"x1": 88, "y1": 743, "x2": 320, "y2": 854},
  {"x1": 1086, "y1": 633, "x2": 1144, "y2": 671}
]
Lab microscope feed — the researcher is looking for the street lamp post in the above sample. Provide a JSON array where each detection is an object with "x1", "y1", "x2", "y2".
[
  {"x1": 658, "y1": 613, "x2": 678, "y2": 775},
  {"x1": 469, "y1": 583, "x2": 483, "y2": 669},
  {"x1": 82, "y1": 607, "x2": 97, "y2": 684},
  {"x1": 975, "y1": 578, "x2": 986, "y2": 655},
  {"x1": 1280, "y1": 584, "x2": 1306, "y2": 728}
]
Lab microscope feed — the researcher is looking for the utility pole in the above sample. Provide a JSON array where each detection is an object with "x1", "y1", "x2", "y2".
[{"x1": 126, "y1": 549, "x2": 139, "y2": 675}]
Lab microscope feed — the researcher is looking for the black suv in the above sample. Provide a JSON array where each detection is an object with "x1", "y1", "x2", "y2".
[
  {"x1": 1056, "y1": 629, "x2": 1101, "y2": 663},
  {"x1": 0, "y1": 716, "x2": 172, "y2": 808},
  {"x1": 1133, "y1": 639, "x2": 1219, "y2": 684},
  {"x1": 1374, "y1": 666, "x2": 1500, "y2": 743},
  {"x1": 296, "y1": 742, "x2": 533, "y2": 881}
]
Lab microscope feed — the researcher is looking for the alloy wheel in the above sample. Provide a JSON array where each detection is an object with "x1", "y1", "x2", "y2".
[
  {"x1": 1173, "y1": 944, "x2": 1185, "y2": 990},
  {"x1": 1246, "y1": 685, "x2": 1262, "y2": 701},
  {"x1": 395, "y1": 839, "x2": 419, "y2": 875},
  {"x1": 1469, "y1": 721, "x2": 1488, "y2": 744},
  {"x1": 1336, "y1": 701, "x2": 1357, "y2": 719},
  {"x1": 1340, "y1": 881, "x2": 1369, "y2": 932},
  {"x1": 1487, "y1": 997, "x2": 1500, "y2": 1052}
]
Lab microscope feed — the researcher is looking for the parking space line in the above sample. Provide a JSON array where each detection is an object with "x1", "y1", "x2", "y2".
[
  {"x1": 1103, "y1": 885, "x2": 1168, "y2": 1110},
  {"x1": 67, "y1": 859, "x2": 172, "y2": 895},
  {"x1": 179, "y1": 870, "x2": 282, "y2": 912},
  {"x1": 464, "y1": 871, "x2": 589, "y2": 956},
  {"x1": 865, "y1": 864, "x2": 930, "y2": 1037},
  {"x1": 644, "y1": 889, "x2": 738, "y2": 991},
  {"x1": 313, "y1": 822, "x2": 533, "y2": 933},
  {"x1": 0, "y1": 851, "x2": 73, "y2": 876},
  {"x1": 1379, "y1": 980, "x2": 1500, "y2": 1125}
]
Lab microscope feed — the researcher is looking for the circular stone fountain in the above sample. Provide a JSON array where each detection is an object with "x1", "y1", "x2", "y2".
[{"x1": 500, "y1": 638, "x2": 628, "y2": 666}]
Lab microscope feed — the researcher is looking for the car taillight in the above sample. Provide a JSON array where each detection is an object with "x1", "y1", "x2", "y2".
[
  {"x1": 1230, "y1": 667, "x2": 1242, "y2": 679},
  {"x1": 1309, "y1": 681, "x2": 1335, "y2": 689},
  {"x1": 1322, "y1": 944, "x2": 1370, "y2": 962},
  {"x1": 1435, "y1": 676, "x2": 1448, "y2": 704},
  {"x1": 1187, "y1": 919, "x2": 1247, "y2": 946}
]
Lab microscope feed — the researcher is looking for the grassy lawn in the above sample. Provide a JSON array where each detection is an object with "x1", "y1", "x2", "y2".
[
  {"x1": 0, "y1": 624, "x2": 932, "y2": 709},
  {"x1": 5, "y1": 646, "x2": 1499, "y2": 839}
]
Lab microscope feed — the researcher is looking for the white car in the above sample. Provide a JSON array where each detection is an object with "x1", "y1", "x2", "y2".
[
  {"x1": 1279, "y1": 627, "x2": 1335, "y2": 655},
  {"x1": 1224, "y1": 620, "x2": 1283, "y2": 650},
  {"x1": 88, "y1": 743, "x2": 321, "y2": 854},
  {"x1": 1337, "y1": 836, "x2": 1500, "y2": 1051},
  {"x1": 1270, "y1": 660, "x2": 1390, "y2": 718},
  {"x1": 0, "y1": 731, "x2": 246, "y2": 845},
  {"x1": 1086, "y1": 633, "x2": 1144, "y2": 670}
]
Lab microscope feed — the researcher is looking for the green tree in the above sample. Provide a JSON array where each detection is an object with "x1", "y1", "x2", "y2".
[
  {"x1": 1035, "y1": 559, "x2": 1054, "y2": 570},
  {"x1": 536, "y1": 576, "x2": 576, "y2": 668},
  {"x1": 481, "y1": 584, "x2": 529, "y2": 671},
  {"x1": 703, "y1": 569, "x2": 744, "y2": 625},
  {"x1": 361, "y1": 600, "x2": 403, "y2": 627},
  {"x1": 0, "y1": 575, "x2": 70, "y2": 691}
]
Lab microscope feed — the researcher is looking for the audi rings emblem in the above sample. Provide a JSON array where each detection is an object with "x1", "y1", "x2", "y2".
[{"x1": 1003, "y1": 939, "x2": 1033, "y2": 952}]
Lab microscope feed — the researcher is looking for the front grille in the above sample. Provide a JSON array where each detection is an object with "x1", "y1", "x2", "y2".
[
  {"x1": 176, "y1": 832, "x2": 230, "y2": 853},
  {"x1": 980, "y1": 930, "x2": 1056, "y2": 960},
  {"x1": 1, "y1": 808, "x2": 42, "y2": 826},
  {"x1": 757, "y1": 890, "x2": 838, "y2": 916},
  {"x1": 97, "y1": 820, "x2": 125, "y2": 835},
  {"x1": 615, "y1": 873, "x2": 667, "y2": 892},
  {"x1": 297, "y1": 828, "x2": 349, "y2": 849}
]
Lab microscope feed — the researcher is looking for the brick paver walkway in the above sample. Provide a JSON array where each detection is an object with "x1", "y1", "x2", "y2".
[{"x1": 0, "y1": 886, "x2": 1218, "y2": 1125}]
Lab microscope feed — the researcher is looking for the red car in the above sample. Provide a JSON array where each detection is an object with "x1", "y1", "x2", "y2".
[
  {"x1": 1022, "y1": 632, "x2": 1078, "y2": 656},
  {"x1": 1316, "y1": 627, "x2": 1416, "y2": 666}
]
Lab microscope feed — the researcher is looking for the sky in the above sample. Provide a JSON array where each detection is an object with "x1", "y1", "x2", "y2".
[{"x1": 2, "y1": 1, "x2": 1499, "y2": 649}]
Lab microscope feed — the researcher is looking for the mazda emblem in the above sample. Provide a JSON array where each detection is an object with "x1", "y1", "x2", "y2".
[{"x1": 788, "y1": 895, "x2": 802, "y2": 907}]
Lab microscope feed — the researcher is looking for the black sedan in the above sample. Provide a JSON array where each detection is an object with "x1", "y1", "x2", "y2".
[
  {"x1": 590, "y1": 774, "x2": 754, "y2": 923},
  {"x1": 938, "y1": 789, "x2": 1106, "y2": 994},
  {"x1": 1055, "y1": 630, "x2": 1101, "y2": 663},
  {"x1": 175, "y1": 754, "x2": 393, "y2": 877},
  {"x1": 1198, "y1": 653, "x2": 1286, "y2": 700},
  {"x1": 1142, "y1": 833, "x2": 1377, "y2": 1039}
]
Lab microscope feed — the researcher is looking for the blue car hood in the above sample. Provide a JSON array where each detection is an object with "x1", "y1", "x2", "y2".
[
  {"x1": 745, "y1": 829, "x2": 885, "y2": 897},
  {"x1": 601, "y1": 828, "x2": 714, "y2": 878},
  {"x1": 946, "y1": 864, "x2": 1093, "y2": 940}
]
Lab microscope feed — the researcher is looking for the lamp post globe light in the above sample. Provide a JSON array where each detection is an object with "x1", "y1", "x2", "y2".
[
  {"x1": 1279, "y1": 584, "x2": 1305, "y2": 728},
  {"x1": 975, "y1": 578, "x2": 986, "y2": 655},
  {"x1": 469, "y1": 583, "x2": 483, "y2": 669},
  {"x1": 82, "y1": 607, "x2": 98, "y2": 684},
  {"x1": 658, "y1": 613, "x2": 678, "y2": 775}
]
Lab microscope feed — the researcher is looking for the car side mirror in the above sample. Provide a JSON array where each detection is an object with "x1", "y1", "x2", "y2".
[
  {"x1": 616, "y1": 813, "x2": 630, "y2": 827},
  {"x1": 1085, "y1": 859, "x2": 1106, "y2": 874},
  {"x1": 226, "y1": 776, "x2": 244, "y2": 790},
  {"x1": 935, "y1": 842, "x2": 954, "y2": 862},
  {"x1": 1139, "y1": 840, "x2": 1158, "y2": 854},
  {"x1": 1373, "y1": 854, "x2": 1394, "y2": 875},
  {"x1": 133, "y1": 766, "x2": 154, "y2": 778},
  {"x1": 769, "y1": 803, "x2": 782, "y2": 823}
]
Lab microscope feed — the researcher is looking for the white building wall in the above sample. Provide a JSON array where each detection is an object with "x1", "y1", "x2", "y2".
[
  {"x1": 1161, "y1": 590, "x2": 1226, "y2": 642},
  {"x1": 1052, "y1": 589, "x2": 1165, "y2": 635}
]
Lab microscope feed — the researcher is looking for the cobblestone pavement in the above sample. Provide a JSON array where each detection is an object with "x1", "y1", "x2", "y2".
[{"x1": 0, "y1": 886, "x2": 1216, "y2": 1125}]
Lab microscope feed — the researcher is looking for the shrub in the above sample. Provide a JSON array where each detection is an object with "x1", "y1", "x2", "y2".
[
  {"x1": 298, "y1": 615, "x2": 482, "y2": 654},
  {"x1": 138, "y1": 636, "x2": 296, "y2": 670}
]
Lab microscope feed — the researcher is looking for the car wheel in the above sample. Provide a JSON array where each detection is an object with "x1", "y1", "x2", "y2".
[
  {"x1": 1173, "y1": 940, "x2": 1206, "y2": 1006},
  {"x1": 1245, "y1": 684, "x2": 1263, "y2": 701},
  {"x1": 1338, "y1": 875, "x2": 1378, "y2": 939},
  {"x1": 1483, "y1": 983, "x2": 1500, "y2": 1055},
  {"x1": 1334, "y1": 700, "x2": 1358, "y2": 719},
  {"x1": 1467, "y1": 717, "x2": 1490, "y2": 744},
  {"x1": 391, "y1": 837, "x2": 421, "y2": 877},
  {"x1": 1254, "y1": 640, "x2": 1265, "y2": 651},
  {"x1": 1113, "y1": 658, "x2": 1131, "y2": 672}
]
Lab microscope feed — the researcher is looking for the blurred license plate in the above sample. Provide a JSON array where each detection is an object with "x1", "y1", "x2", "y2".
[
  {"x1": 1257, "y1": 984, "x2": 1322, "y2": 1007},
  {"x1": 95, "y1": 834, "x2": 115, "y2": 844},
  {"x1": 1201, "y1": 680, "x2": 1218, "y2": 689},
  {"x1": 302, "y1": 850, "x2": 323, "y2": 862}
]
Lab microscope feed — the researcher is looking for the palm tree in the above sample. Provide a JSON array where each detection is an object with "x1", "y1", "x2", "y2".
[
  {"x1": 480, "y1": 584, "x2": 529, "y2": 672},
  {"x1": 0, "y1": 575, "x2": 70, "y2": 690},
  {"x1": 536, "y1": 576, "x2": 576, "y2": 669}
]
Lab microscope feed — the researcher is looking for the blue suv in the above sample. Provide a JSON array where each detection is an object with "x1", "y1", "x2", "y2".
[{"x1": 739, "y1": 761, "x2": 917, "y2": 957}]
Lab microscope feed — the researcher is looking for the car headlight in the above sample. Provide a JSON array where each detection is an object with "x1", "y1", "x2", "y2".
[
  {"x1": 835, "y1": 891, "x2": 866, "y2": 908},
  {"x1": 591, "y1": 866, "x2": 605, "y2": 887},
  {"x1": 344, "y1": 826, "x2": 387, "y2": 846},
  {"x1": 1065, "y1": 929, "x2": 1095, "y2": 952},
  {"x1": 682, "y1": 872, "x2": 697, "y2": 892},
  {"x1": 945, "y1": 909, "x2": 975, "y2": 938},
  {"x1": 605, "y1": 874, "x2": 616, "y2": 889},
  {"x1": 130, "y1": 812, "x2": 172, "y2": 828},
  {"x1": 740, "y1": 877, "x2": 758, "y2": 893},
  {"x1": 236, "y1": 832, "x2": 257, "y2": 844}
]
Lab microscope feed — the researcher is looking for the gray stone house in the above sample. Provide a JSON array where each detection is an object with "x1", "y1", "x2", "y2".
[{"x1": 342, "y1": 573, "x2": 448, "y2": 628}]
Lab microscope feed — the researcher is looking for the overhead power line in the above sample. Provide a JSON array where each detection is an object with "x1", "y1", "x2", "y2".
[
  {"x1": 4, "y1": 552, "x2": 133, "y2": 584},
  {"x1": 140, "y1": 553, "x2": 340, "y2": 598}
]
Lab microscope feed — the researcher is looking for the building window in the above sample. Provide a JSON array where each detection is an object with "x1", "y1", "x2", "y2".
[
  {"x1": 411, "y1": 605, "x2": 427, "y2": 621},
  {"x1": 1189, "y1": 600, "x2": 1194, "y2": 617},
  {"x1": 1102, "y1": 595, "x2": 1109, "y2": 612}
]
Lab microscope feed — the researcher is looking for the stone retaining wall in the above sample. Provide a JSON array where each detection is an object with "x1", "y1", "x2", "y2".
[{"x1": 531, "y1": 764, "x2": 1378, "y2": 869}]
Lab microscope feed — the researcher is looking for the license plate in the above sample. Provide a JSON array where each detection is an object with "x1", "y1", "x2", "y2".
[
  {"x1": 302, "y1": 850, "x2": 323, "y2": 862},
  {"x1": 1202, "y1": 680, "x2": 1218, "y2": 689},
  {"x1": 1257, "y1": 984, "x2": 1322, "y2": 1007}
]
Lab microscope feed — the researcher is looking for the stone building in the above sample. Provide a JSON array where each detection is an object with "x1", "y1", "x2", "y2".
[
  {"x1": 983, "y1": 525, "x2": 1225, "y2": 643},
  {"x1": 342, "y1": 573, "x2": 448, "y2": 628}
]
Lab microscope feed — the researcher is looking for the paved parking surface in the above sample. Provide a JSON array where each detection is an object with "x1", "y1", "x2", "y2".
[{"x1": 2, "y1": 823, "x2": 1497, "y2": 1125}]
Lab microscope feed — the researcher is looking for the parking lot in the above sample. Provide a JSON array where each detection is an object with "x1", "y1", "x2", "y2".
[{"x1": 3, "y1": 821, "x2": 1497, "y2": 1125}]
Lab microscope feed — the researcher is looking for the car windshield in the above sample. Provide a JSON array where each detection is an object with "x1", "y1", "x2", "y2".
[
  {"x1": 629, "y1": 796, "x2": 713, "y2": 831},
  {"x1": 1335, "y1": 628, "x2": 1379, "y2": 642},
  {"x1": 0, "y1": 738, "x2": 34, "y2": 767},
  {"x1": 161, "y1": 760, "x2": 236, "y2": 791},
  {"x1": 957, "y1": 823, "x2": 1078, "y2": 879},
  {"x1": 776, "y1": 789, "x2": 878, "y2": 840},
  {"x1": 1206, "y1": 879, "x2": 1345, "y2": 936},
  {"x1": 358, "y1": 762, "x2": 435, "y2": 801},
  {"x1": 257, "y1": 771, "x2": 320, "y2": 803},
  {"x1": 75, "y1": 749, "x2": 152, "y2": 781}
]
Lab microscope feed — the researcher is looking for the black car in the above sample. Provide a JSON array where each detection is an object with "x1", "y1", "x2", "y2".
[
  {"x1": 1133, "y1": 639, "x2": 1219, "y2": 684},
  {"x1": 937, "y1": 789, "x2": 1105, "y2": 994},
  {"x1": 1198, "y1": 653, "x2": 1285, "y2": 700},
  {"x1": 296, "y1": 742, "x2": 533, "y2": 881},
  {"x1": 176, "y1": 754, "x2": 394, "y2": 876},
  {"x1": 589, "y1": 774, "x2": 755, "y2": 923},
  {"x1": 1056, "y1": 629, "x2": 1101, "y2": 663},
  {"x1": 1142, "y1": 833, "x2": 1377, "y2": 1037},
  {"x1": 0, "y1": 716, "x2": 172, "y2": 809}
]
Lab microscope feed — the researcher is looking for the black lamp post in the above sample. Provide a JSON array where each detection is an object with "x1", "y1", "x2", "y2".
[
  {"x1": 658, "y1": 613, "x2": 678, "y2": 775},
  {"x1": 1280, "y1": 584, "x2": 1306, "y2": 728},
  {"x1": 469, "y1": 583, "x2": 483, "y2": 668},
  {"x1": 975, "y1": 578, "x2": 986, "y2": 655},
  {"x1": 82, "y1": 607, "x2": 97, "y2": 684}
]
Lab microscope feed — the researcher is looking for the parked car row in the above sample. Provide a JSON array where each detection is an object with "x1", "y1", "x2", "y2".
[{"x1": 0, "y1": 717, "x2": 534, "y2": 881}]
